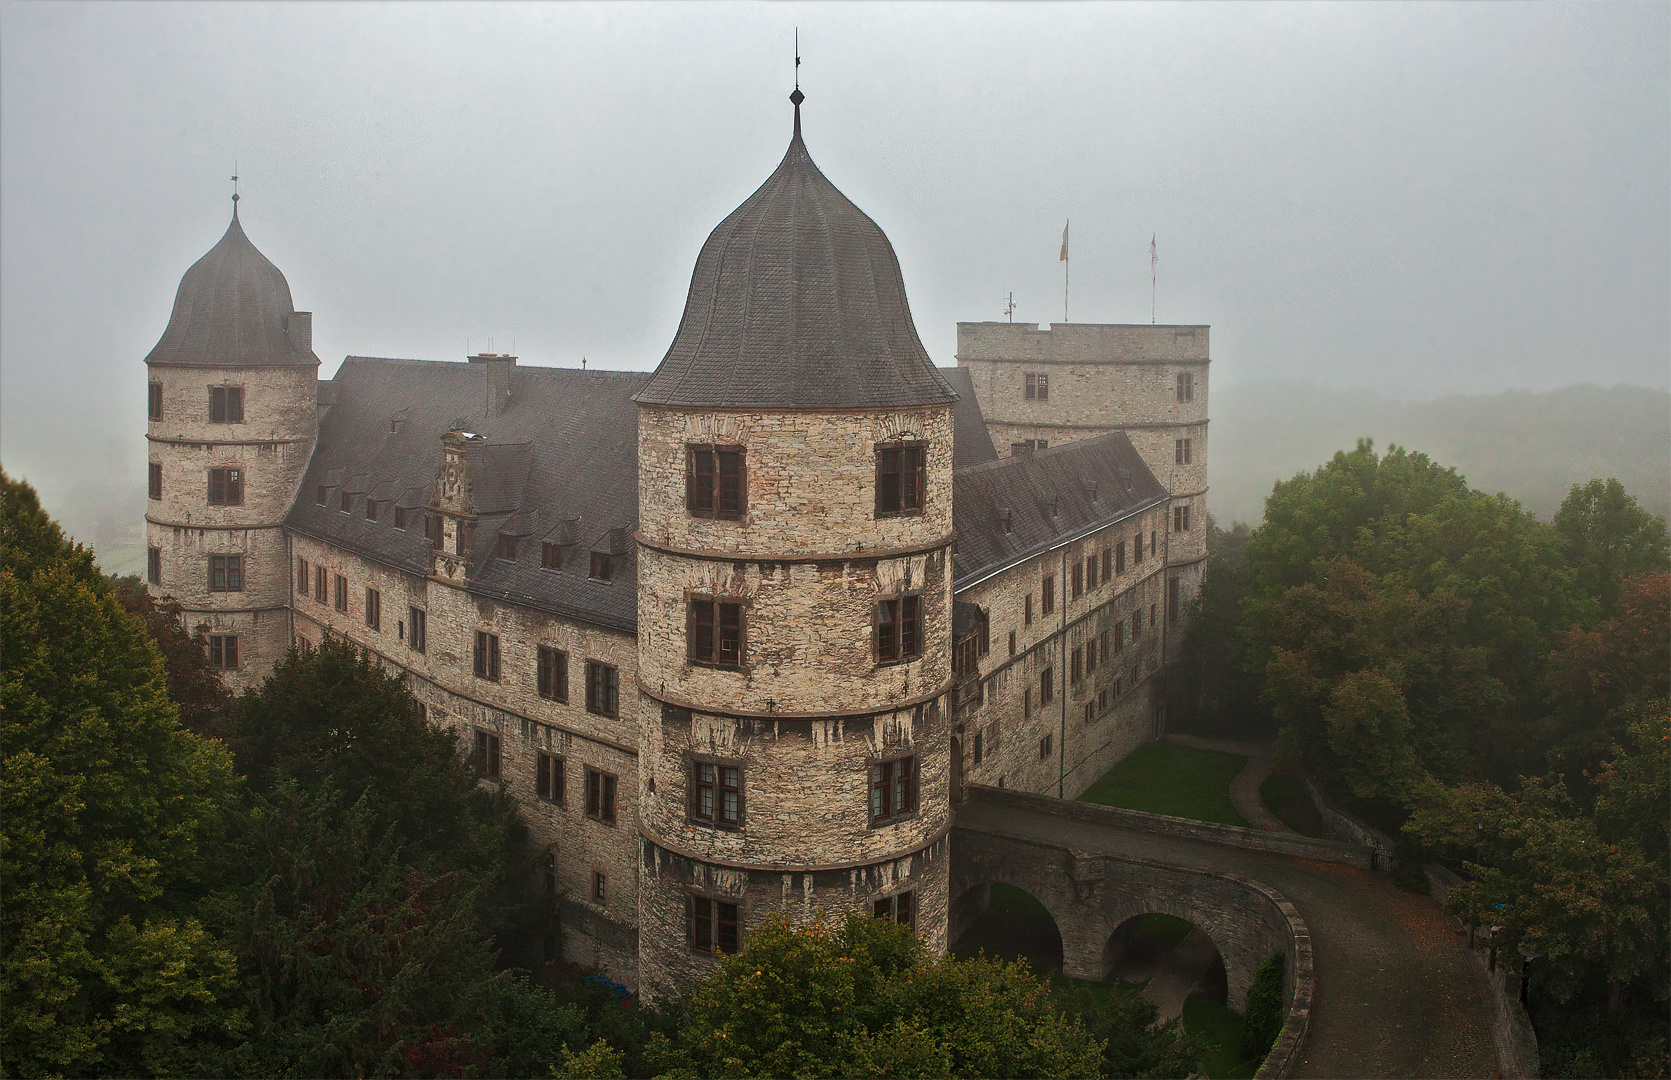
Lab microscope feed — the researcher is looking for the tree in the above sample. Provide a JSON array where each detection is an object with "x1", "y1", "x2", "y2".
[
  {"x1": 1170, "y1": 517, "x2": 1269, "y2": 738},
  {"x1": 111, "y1": 574, "x2": 235, "y2": 741},
  {"x1": 1, "y1": 471, "x2": 243, "y2": 1076},
  {"x1": 1553, "y1": 479, "x2": 1671, "y2": 617},
  {"x1": 648, "y1": 911, "x2": 1106, "y2": 1079}
]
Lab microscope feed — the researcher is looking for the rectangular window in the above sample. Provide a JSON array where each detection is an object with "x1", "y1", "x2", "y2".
[
  {"x1": 1176, "y1": 438, "x2": 1185, "y2": 465},
  {"x1": 208, "y1": 553, "x2": 243, "y2": 592},
  {"x1": 1024, "y1": 688, "x2": 1032, "y2": 719},
  {"x1": 316, "y1": 485, "x2": 328, "y2": 506},
  {"x1": 873, "y1": 891, "x2": 916, "y2": 931},
  {"x1": 541, "y1": 541, "x2": 561, "y2": 570},
  {"x1": 1040, "y1": 733, "x2": 1052, "y2": 760},
  {"x1": 1134, "y1": 532, "x2": 1144, "y2": 564},
  {"x1": 689, "y1": 895, "x2": 741, "y2": 955},
  {"x1": 147, "y1": 546, "x2": 161, "y2": 585},
  {"x1": 1071, "y1": 646, "x2": 1083, "y2": 685},
  {"x1": 209, "y1": 385, "x2": 244, "y2": 423},
  {"x1": 149, "y1": 461, "x2": 162, "y2": 500},
  {"x1": 1183, "y1": 438, "x2": 1192, "y2": 464},
  {"x1": 1042, "y1": 575, "x2": 1055, "y2": 615},
  {"x1": 426, "y1": 514, "x2": 444, "y2": 550},
  {"x1": 147, "y1": 382, "x2": 163, "y2": 420},
  {"x1": 334, "y1": 573, "x2": 348, "y2": 613},
  {"x1": 953, "y1": 635, "x2": 979, "y2": 681},
  {"x1": 315, "y1": 566, "x2": 328, "y2": 603},
  {"x1": 1085, "y1": 640, "x2": 1097, "y2": 675},
  {"x1": 474, "y1": 730, "x2": 501, "y2": 779},
  {"x1": 1177, "y1": 372, "x2": 1194, "y2": 402},
  {"x1": 537, "y1": 645, "x2": 568, "y2": 701},
  {"x1": 1024, "y1": 593, "x2": 1032, "y2": 626},
  {"x1": 585, "y1": 767, "x2": 617, "y2": 824},
  {"x1": 1099, "y1": 688, "x2": 1109, "y2": 711},
  {"x1": 474, "y1": 631, "x2": 500, "y2": 681},
  {"x1": 1114, "y1": 621, "x2": 1125, "y2": 654},
  {"x1": 874, "y1": 443, "x2": 927, "y2": 516},
  {"x1": 394, "y1": 506, "x2": 408, "y2": 531},
  {"x1": 408, "y1": 606, "x2": 426, "y2": 653},
  {"x1": 207, "y1": 467, "x2": 244, "y2": 506},
  {"x1": 296, "y1": 557, "x2": 309, "y2": 595},
  {"x1": 1116, "y1": 676, "x2": 1124, "y2": 698},
  {"x1": 973, "y1": 730, "x2": 983, "y2": 766},
  {"x1": 340, "y1": 491, "x2": 352, "y2": 514},
  {"x1": 1008, "y1": 629, "x2": 1016, "y2": 656},
  {"x1": 1173, "y1": 505, "x2": 1191, "y2": 532},
  {"x1": 365, "y1": 500, "x2": 378, "y2": 521},
  {"x1": 1101, "y1": 548, "x2": 1111, "y2": 584},
  {"x1": 689, "y1": 760, "x2": 743, "y2": 828},
  {"x1": 869, "y1": 755, "x2": 917, "y2": 824},
  {"x1": 590, "y1": 552, "x2": 612, "y2": 582},
  {"x1": 1085, "y1": 701, "x2": 1095, "y2": 725},
  {"x1": 876, "y1": 595, "x2": 922, "y2": 664},
  {"x1": 593, "y1": 872, "x2": 607, "y2": 904},
  {"x1": 1116, "y1": 542, "x2": 1126, "y2": 575},
  {"x1": 1024, "y1": 372, "x2": 1049, "y2": 400},
  {"x1": 537, "y1": 752, "x2": 564, "y2": 804},
  {"x1": 686, "y1": 445, "x2": 747, "y2": 520},
  {"x1": 365, "y1": 587, "x2": 380, "y2": 631},
  {"x1": 1041, "y1": 666, "x2": 1054, "y2": 705},
  {"x1": 687, "y1": 597, "x2": 744, "y2": 668},
  {"x1": 207, "y1": 634, "x2": 238, "y2": 669},
  {"x1": 1071, "y1": 561, "x2": 1083, "y2": 599},
  {"x1": 1169, "y1": 578, "x2": 1181, "y2": 622},
  {"x1": 586, "y1": 661, "x2": 619, "y2": 717},
  {"x1": 496, "y1": 533, "x2": 517, "y2": 561}
]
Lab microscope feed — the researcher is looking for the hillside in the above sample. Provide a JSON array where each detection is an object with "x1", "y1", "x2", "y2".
[{"x1": 1207, "y1": 383, "x2": 1670, "y2": 526}]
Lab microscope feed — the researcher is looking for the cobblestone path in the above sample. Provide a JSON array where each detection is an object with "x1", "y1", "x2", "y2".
[{"x1": 957, "y1": 798, "x2": 1501, "y2": 1078}]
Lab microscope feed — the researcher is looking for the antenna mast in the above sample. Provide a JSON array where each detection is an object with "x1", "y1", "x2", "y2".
[{"x1": 1004, "y1": 292, "x2": 1016, "y2": 323}]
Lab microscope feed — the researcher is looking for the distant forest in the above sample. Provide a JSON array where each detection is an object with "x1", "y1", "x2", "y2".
[{"x1": 1208, "y1": 382, "x2": 1670, "y2": 527}]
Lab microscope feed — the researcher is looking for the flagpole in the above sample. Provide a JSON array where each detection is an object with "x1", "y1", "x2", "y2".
[
  {"x1": 1063, "y1": 219, "x2": 1070, "y2": 323},
  {"x1": 1150, "y1": 233, "x2": 1157, "y2": 325}
]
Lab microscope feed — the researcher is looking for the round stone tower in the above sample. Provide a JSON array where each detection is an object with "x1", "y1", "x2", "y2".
[
  {"x1": 143, "y1": 200, "x2": 319, "y2": 690},
  {"x1": 634, "y1": 92, "x2": 960, "y2": 993}
]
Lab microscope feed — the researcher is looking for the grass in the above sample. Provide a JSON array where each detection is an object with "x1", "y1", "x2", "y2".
[
  {"x1": 1258, "y1": 771, "x2": 1328, "y2": 837},
  {"x1": 1079, "y1": 742, "x2": 1252, "y2": 827},
  {"x1": 1182, "y1": 992, "x2": 1261, "y2": 1079}
]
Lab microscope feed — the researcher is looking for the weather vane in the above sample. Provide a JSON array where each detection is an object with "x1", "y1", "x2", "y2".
[
  {"x1": 795, "y1": 29, "x2": 800, "y2": 91},
  {"x1": 231, "y1": 161, "x2": 240, "y2": 206}
]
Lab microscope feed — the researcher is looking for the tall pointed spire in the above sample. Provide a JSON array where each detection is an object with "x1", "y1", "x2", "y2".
[{"x1": 791, "y1": 30, "x2": 804, "y2": 139}]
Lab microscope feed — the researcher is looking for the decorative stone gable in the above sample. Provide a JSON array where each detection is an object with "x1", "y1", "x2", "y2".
[{"x1": 429, "y1": 430, "x2": 479, "y2": 584}]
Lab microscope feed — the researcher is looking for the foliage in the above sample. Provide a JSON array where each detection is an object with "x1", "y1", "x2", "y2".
[
  {"x1": 1179, "y1": 993, "x2": 1258, "y2": 1080},
  {"x1": 1552, "y1": 478, "x2": 1671, "y2": 618},
  {"x1": 1170, "y1": 517, "x2": 1270, "y2": 737},
  {"x1": 647, "y1": 911, "x2": 1105, "y2": 1079},
  {"x1": 1047, "y1": 976, "x2": 1204, "y2": 1079},
  {"x1": 1257, "y1": 773, "x2": 1325, "y2": 838},
  {"x1": 1, "y1": 470, "x2": 244, "y2": 1076},
  {"x1": 110, "y1": 574, "x2": 235, "y2": 741},
  {"x1": 1239, "y1": 952, "x2": 1285, "y2": 1060}
]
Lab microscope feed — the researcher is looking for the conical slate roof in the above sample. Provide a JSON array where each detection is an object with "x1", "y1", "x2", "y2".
[
  {"x1": 145, "y1": 207, "x2": 319, "y2": 367},
  {"x1": 636, "y1": 97, "x2": 956, "y2": 410}
]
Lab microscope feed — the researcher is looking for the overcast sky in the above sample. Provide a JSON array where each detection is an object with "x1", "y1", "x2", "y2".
[{"x1": 2, "y1": 1, "x2": 1667, "y2": 511}]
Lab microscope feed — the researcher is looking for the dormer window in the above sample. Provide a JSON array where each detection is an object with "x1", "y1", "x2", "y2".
[
  {"x1": 497, "y1": 534, "x2": 518, "y2": 561},
  {"x1": 875, "y1": 443, "x2": 925, "y2": 517},
  {"x1": 339, "y1": 491, "x2": 352, "y2": 514},
  {"x1": 316, "y1": 485, "x2": 328, "y2": 506},
  {"x1": 209, "y1": 386, "x2": 244, "y2": 423},
  {"x1": 686, "y1": 445, "x2": 746, "y2": 520},
  {"x1": 365, "y1": 500, "x2": 378, "y2": 522},
  {"x1": 590, "y1": 552, "x2": 612, "y2": 582}
]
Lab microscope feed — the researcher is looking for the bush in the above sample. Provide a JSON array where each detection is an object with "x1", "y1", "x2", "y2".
[{"x1": 1240, "y1": 952, "x2": 1285, "y2": 1061}]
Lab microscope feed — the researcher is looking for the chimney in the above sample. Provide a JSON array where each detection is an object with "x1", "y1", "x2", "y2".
[
  {"x1": 288, "y1": 311, "x2": 313, "y2": 354},
  {"x1": 468, "y1": 352, "x2": 517, "y2": 418}
]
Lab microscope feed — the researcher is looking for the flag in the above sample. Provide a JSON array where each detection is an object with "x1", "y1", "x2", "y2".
[
  {"x1": 1059, "y1": 221, "x2": 1069, "y2": 262},
  {"x1": 1150, "y1": 234, "x2": 1157, "y2": 273}
]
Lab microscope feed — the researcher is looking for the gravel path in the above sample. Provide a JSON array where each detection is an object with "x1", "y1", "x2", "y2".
[{"x1": 1162, "y1": 733, "x2": 1293, "y2": 834}]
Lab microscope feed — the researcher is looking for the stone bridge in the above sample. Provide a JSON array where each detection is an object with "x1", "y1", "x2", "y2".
[{"x1": 950, "y1": 785, "x2": 1503, "y2": 1079}]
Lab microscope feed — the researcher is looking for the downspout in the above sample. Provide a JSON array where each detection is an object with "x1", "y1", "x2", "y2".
[{"x1": 1059, "y1": 543, "x2": 1068, "y2": 798}]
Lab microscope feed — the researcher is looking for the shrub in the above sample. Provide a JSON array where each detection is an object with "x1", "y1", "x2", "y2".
[{"x1": 1240, "y1": 951, "x2": 1286, "y2": 1061}]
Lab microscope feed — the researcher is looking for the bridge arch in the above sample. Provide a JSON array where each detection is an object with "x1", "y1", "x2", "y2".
[{"x1": 948, "y1": 878, "x2": 1069, "y2": 973}]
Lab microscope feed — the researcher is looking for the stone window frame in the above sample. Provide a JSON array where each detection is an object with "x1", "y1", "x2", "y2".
[
  {"x1": 536, "y1": 750, "x2": 565, "y2": 805},
  {"x1": 365, "y1": 587, "x2": 381, "y2": 631},
  {"x1": 866, "y1": 753, "x2": 918, "y2": 828},
  {"x1": 206, "y1": 466, "x2": 243, "y2": 506},
  {"x1": 1024, "y1": 372, "x2": 1049, "y2": 400},
  {"x1": 1177, "y1": 372, "x2": 1194, "y2": 402},
  {"x1": 874, "y1": 440, "x2": 927, "y2": 518},
  {"x1": 1041, "y1": 574, "x2": 1055, "y2": 615},
  {"x1": 537, "y1": 644, "x2": 568, "y2": 702},
  {"x1": 296, "y1": 556, "x2": 309, "y2": 596},
  {"x1": 686, "y1": 593, "x2": 746, "y2": 670},
  {"x1": 334, "y1": 573, "x2": 349, "y2": 614},
  {"x1": 208, "y1": 384, "x2": 244, "y2": 424},
  {"x1": 872, "y1": 889, "x2": 916, "y2": 932},
  {"x1": 474, "y1": 630, "x2": 501, "y2": 681},
  {"x1": 685, "y1": 443, "x2": 748, "y2": 520},
  {"x1": 314, "y1": 566, "x2": 328, "y2": 605},
  {"x1": 407, "y1": 606, "x2": 426, "y2": 654},
  {"x1": 584, "y1": 766, "x2": 618, "y2": 825},
  {"x1": 208, "y1": 553, "x2": 243, "y2": 593},
  {"x1": 473, "y1": 729, "x2": 501, "y2": 780},
  {"x1": 874, "y1": 591, "x2": 923, "y2": 667},
  {"x1": 207, "y1": 634, "x2": 238, "y2": 670},
  {"x1": 1071, "y1": 559, "x2": 1084, "y2": 599},
  {"x1": 687, "y1": 753, "x2": 745, "y2": 830},
  {"x1": 584, "y1": 660, "x2": 619, "y2": 717},
  {"x1": 147, "y1": 546, "x2": 162, "y2": 586},
  {"x1": 687, "y1": 891, "x2": 742, "y2": 955}
]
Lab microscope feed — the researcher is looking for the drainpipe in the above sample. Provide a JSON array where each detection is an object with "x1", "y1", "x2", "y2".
[{"x1": 1059, "y1": 543, "x2": 1068, "y2": 798}]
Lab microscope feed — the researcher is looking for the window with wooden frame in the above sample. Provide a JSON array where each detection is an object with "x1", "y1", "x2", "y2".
[
  {"x1": 874, "y1": 442, "x2": 926, "y2": 516},
  {"x1": 1114, "y1": 621, "x2": 1125, "y2": 654},
  {"x1": 585, "y1": 767, "x2": 617, "y2": 824},
  {"x1": 537, "y1": 645, "x2": 568, "y2": 701},
  {"x1": 365, "y1": 499, "x2": 379, "y2": 522},
  {"x1": 339, "y1": 491, "x2": 352, "y2": 514},
  {"x1": 1042, "y1": 574, "x2": 1055, "y2": 615},
  {"x1": 1101, "y1": 548, "x2": 1112, "y2": 583},
  {"x1": 474, "y1": 730, "x2": 501, "y2": 779},
  {"x1": 873, "y1": 891, "x2": 915, "y2": 931},
  {"x1": 147, "y1": 382, "x2": 163, "y2": 420},
  {"x1": 1008, "y1": 630, "x2": 1017, "y2": 656},
  {"x1": 686, "y1": 445, "x2": 746, "y2": 520},
  {"x1": 334, "y1": 573, "x2": 348, "y2": 613},
  {"x1": 1173, "y1": 504, "x2": 1191, "y2": 532},
  {"x1": 1134, "y1": 532, "x2": 1144, "y2": 564},
  {"x1": 207, "y1": 634, "x2": 238, "y2": 669},
  {"x1": 1024, "y1": 372, "x2": 1049, "y2": 400},
  {"x1": 1024, "y1": 593, "x2": 1032, "y2": 626},
  {"x1": 875, "y1": 594, "x2": 921, "y2": 664},
  {"x1": 1115, "y1": 677, "x2": 1124, "y2": 698},
  {"x1": 593, "y1": 871, "x2": 607, "y2": 903},
  {"x1": 585, "y1": 661, "x2": 618, "y2": 717},
  {"x1": 1085, "y1": 640, "x2": 1098, "y2": 675},
  {"x1": 149, "y1": 462, "x2": 162, "y2": 500},
  {"x1": 1040, "y1": 666, "x2": 1054, "y2": 706},
  {"x1": 689, "y1": 759, "x2": 742, "y2": 829},
  {"x1": 973, "y1": 730, "x2": 984, "y2": 765},
  {"x1": 977, "y1": 609, "x2": 990, "y2": 656},
  {"x1": 1024, "y1": 688, "x2": 1032, "y2": 719},
  {"x1": 394, "y1": 506, "x2": 408, "y2": 531},
  {"x1": 1100, "y1": 631, "x2": 1110, "y2": 663},
  {"x1": 494, "y1": 533, "x2": 516, "y2": 561},
  {"x1": 537, "y1": 752, "x2": 564, "y2": 804},
  {"x1": 1085, "y1": 701, "x2": 1095, "y2": 725},
  {"x1": 687, "y1": 597, "x2": 744, "y2": 668},
  {"x1": 1099, "y1": 688, "x2": 1109, "y2": 711},
  {"x1": 1087, "y1": 554, "x2": 1098, "y2": 590},
  {"x1": 207, "y1": 467, "x2": 243, "y2": 506},
  {"x1": 147, "y1": 546, "x2": 161, "y2": 585},
  {"x1": 426, "y1": 514, "x2": 444, "y2": 550},
  {"x1": 474, "y1": 631, "x2": 500, "y2": 681},
  {"x1": 953, "y1": 635, "x2": 979, "y2": 682},
  {"x1": 1071, "y1": 560, "x2": 1083, "y2": 599},
  {"x1": 208, "y1": 385, "x2": 244, "y2": 423},
  {"x1": 589, "y1": 552, "x2": 612, "y2": 582},
  {"x1": 688, "y1": 894, "x2": 740, "y2": 955},
  {"x1": 1039, "y1": 733, "x2": 1052, "y2": 759},
  {"x1": 541, "y1": 541, "x2": 561, "y2": 570},
  {"x1": 208, "y1": 553, "x2": 243, "y2": 592},
  {"x1": 1071, "y1": 647, "x2": 1083, "y2": 684},
  {"x1": 315, "y1": 566, "x2": 328, "y2": 603},
  {"x1": 1177, "y1": 372, "x2": 1194, "y2": 402},
  {"x1": 868, "y1": 755, "x2": 916, "y2": 825},
  {"x1": 316, "y1": 485, "x2": 328, "y2": 506},
  {"x1": 1150, "y1": 530, "x2": 1158, "y2": 556},
  {"x1": 365, "y1": 587, "x2": 381, "y2": 631},
  {"x1": 296, "y1": 557, "x2": 309, "y2": 595},
  {"x1": 408, "y1": 606, "x2": 426, "y2": 653},
  {"x1": 1116, "y1": 542, "x2": 1127, "y2": 576}
]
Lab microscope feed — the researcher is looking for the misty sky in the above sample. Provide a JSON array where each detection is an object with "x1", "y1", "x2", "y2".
[{"x1": 2, "y1": 1, "x2": 1667, "y2": 512}]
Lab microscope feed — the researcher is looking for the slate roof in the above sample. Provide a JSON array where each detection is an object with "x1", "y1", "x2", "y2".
[
  {"x1": 635, "y1": 100, "x2": 957, "y2": 411},
  {"x1": 287, "y1": 358, "x2": 645, "y2": 632},
  {"x1": 950, "y1": 432, "x2": 1170, "y2": 592},
  {"x1": 940, "y1": 366, "x2": 998, "y2": 469},
  {"x1": 145, "y1": 209, "x2": 320, "y2": 368}
]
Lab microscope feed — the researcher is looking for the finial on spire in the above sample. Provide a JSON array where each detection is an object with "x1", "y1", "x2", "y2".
[
  {"x1": 790, "y1": 30, "x2": 804, "y2": 136},
  {"x1": 230, "y1": 162, "x2": 240, "y2": 216}
]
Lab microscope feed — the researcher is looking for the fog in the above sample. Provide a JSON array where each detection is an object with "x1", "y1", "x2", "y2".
[{"x1": 2, "y1": 2, "x2": 1666, "y2": 565}]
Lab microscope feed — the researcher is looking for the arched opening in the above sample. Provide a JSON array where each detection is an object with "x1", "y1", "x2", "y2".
[
  {"x1": 1104, "y1": 913, "x2": 1227, "y2": 1019},
  {"x1": 948, "y1": 882, "x2": 1063, "y2": 974}
]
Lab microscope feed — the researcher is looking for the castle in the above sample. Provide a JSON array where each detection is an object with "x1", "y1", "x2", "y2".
[{"x1": 142, "y1": 92, "x2": 1208, "y2": 991}]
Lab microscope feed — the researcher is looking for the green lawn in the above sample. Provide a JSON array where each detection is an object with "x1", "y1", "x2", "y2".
[
  {"x1": 1259, "y1": 771, "x2": 1328, "y2": 837},
  {"x1": 1182, "y1": 993, "x2": 1261, "y2": 1079},
  {"x1": 1079, "y1": 742, "x2": 1252, "y2": 827}
]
